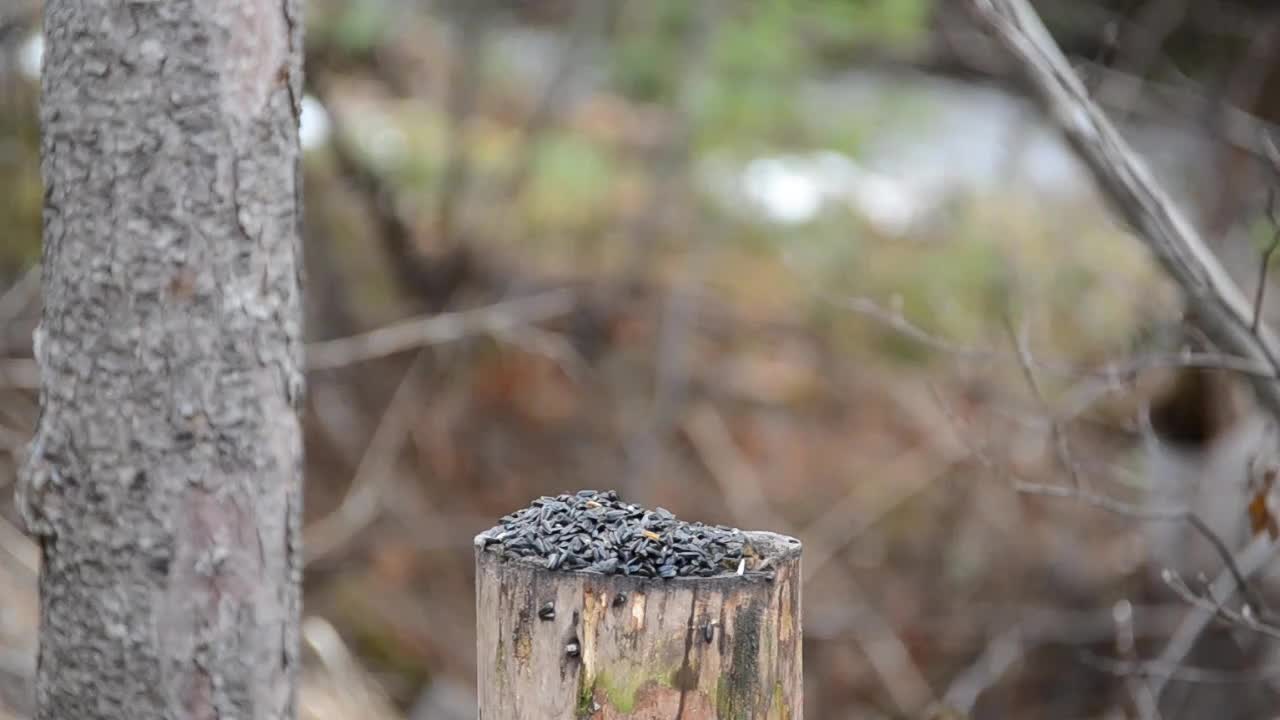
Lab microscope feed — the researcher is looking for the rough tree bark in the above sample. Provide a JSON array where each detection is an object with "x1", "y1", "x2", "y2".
[{"x1": 19, "y1": 1, "x2": 305, "y2": 718}]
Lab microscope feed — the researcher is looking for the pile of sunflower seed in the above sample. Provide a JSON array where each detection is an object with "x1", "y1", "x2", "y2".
[{"x1": 477, "y1": 489, "x2": 750, "y2": 579}]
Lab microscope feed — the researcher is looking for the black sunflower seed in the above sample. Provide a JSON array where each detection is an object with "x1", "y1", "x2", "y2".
[{"x1": 478, "y1": 489, "x2": 752, "y2": 580}]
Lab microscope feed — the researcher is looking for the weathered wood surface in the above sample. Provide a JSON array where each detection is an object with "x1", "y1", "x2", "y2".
[{"x1": 476, "y1": 530, "x2": 802, "y2": 719}]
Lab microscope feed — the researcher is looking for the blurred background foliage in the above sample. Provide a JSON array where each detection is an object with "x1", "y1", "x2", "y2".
[{"x1": 2, "y1": 0, "x2": 1278, "y2": 718}]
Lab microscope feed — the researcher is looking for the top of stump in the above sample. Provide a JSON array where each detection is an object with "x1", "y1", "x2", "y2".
[{"x1": 475, "y1": 489, "x2": 800, "y2": 581}]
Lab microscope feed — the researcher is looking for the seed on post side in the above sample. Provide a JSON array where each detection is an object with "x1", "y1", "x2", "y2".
[
  {"x1": 565, "y1": 640, "x2": 581, "y2": 658},
  {"x1": 702, "y1": 621, "x2": 715, "y2": 643},
  {"x1": 612, "y1": 592, "x2": 627, "y2": 608},
  {"x1": 538, "y1": 602, "x2": 555, "y2": 621},
  {"x1": 587, "y1": 557, "x2": 618, "y2": 574}
]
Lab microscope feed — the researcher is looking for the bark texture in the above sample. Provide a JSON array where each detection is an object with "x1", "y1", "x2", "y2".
[
  {"x1": 20, "y1": 1, "x2": 305, "y2": 718},
  {"x1": 475, "y1": 531, "x2": 803, "y2": 719}
]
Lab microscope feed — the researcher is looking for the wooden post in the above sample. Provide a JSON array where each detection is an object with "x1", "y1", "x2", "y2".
[{"x1": 475, "y1": 527, "x2": 803, "y2": 719}]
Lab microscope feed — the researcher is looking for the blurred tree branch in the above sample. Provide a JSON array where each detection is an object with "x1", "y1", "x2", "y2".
[
  {"x1": 306, "y1": 289, "x2": 577, "y2": 371},
  {"x1": 434, "y1": 0, "x2": 492, "y2": 247},
  {"x1": 490, "y1": 0, "x2": 615, "y2": 208},
  {"x1": 961, "y1": 0, "x2": 1280, "y2": 425},
  {"x1": 1147, "y1": 533, "x2": 1280, "y2": 698},
  {"x1": 962, "y1": 0, "x2": 1280, "y2": 710},
  {"x1": 0, "y1": 0, "x2": 38, "y2": 38},
  {"x1": 875, "y1": 9, "x2": 1280, "y2": 162}
]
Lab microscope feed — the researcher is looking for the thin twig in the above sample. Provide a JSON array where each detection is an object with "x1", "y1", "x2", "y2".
[
  {"x1": 491, "y1": 0, "x2": 612, "y2": 207},
  {"x1": 837, "y1": 293, "x2": 1280, "y2": 383},
  {"x1": 0, "y1": 357, "x2": 37, "y2": 389},
  {"x1": 623, "y1": 228, "x2": 713, "y2": 503},
  {"x1": 303, "y1": 352, "x2": 429, "y2": 566},
  {"x1": 685, "y1": 401, "x2": 938, "y2": 715},
  {"x1": 305, "y1": 289, "x2": 576, "y2": 371},
  {"x1": 1254, "y1": 134, "x2": 1280, "y2": 333},
  {"x1": 1, "y1": 291, "x2": 579, "y2": 390},
  {"x1": 1080, "y1": 649, "x2": 1280, "y2": 684},
  {"x1": 941, "y1": 603, "x2": 1189, "y2": 713},
  {"x1": 853, "y1": 25, "x2": 1280, "y2": 162},
  {"x1": 0, "y1": 266, "x2": 38, "y2": 331},
  {"x1": 489, "y1": 322, "x2": 588, "y2": 383},
  {"x1": 1253, "y1": 184, "x2": 1280, "y2": 334},
  {"x1": 0, "y1": 512, "x2": 37, "y2": 575},
  {"x1": 434, "y1": 0, "x2": 492, "y2": 244},
  {"x1": 9, "y1": 298, "x2": 1260, "y2": 391},
  {"x1": 1014, "y1": 479, "x2": 1271, "y2": 617},
  {"x1": 1006, "y1": 312, "x2": 1083, "y2": 488},
  {"x1": 962, "y1": 0, "x2": 1280, "y2": 424},
  {"x1": 620, "y1": 0, "x2": 710, "y2": 286},
  {"x1": 1053, "y1": 349, "x2": 1278, "y2": 427},
  {"x1": 301, "y1": 615, "x2": 403, "y2": 719},
  {"x1": 800, "y1": 448, "x2": 971, "y2": 586},
  {"x1": 683, "y1": 404, "x2": 775, "y2": 526},
  {"x1": 1146, "y1": 533, "x2": 1280, "y2": 699},
  {"x1": 836, "y1": 295, "x2": 989, "y2": 360},
  {"x1": 1162, "y1": 568, "x2": 1280, "y2": 642},
  {"x1": 1014, "y1": 480, "x2": 1182, "y2": 519},
  {"x1": 0, "y1": 423, "x2": 27, "y2": 455},
  {"x1": 1092, "y1": 0, "x2": 1189, "y2": 128},
  {"x1": 2, "y1": 292, "x2": 580, "y2": 385},
  {"x1": 1113, "y1": 599, "x2": 1163, "y2": 720}
]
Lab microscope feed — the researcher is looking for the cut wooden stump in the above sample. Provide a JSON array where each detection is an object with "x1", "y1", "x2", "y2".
[{"x1": 475, "y1": 520, "x2": 802, "y2": 719}]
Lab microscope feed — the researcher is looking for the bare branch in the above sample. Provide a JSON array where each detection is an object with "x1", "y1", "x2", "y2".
[
  {"x1": 2, "y1": 291, "x2": 580, "y2": 388},
  {"x1": 1092, "y1": 0, "x2": 1189, "y2": 127},
  {"x1": 301, "y1": 616, "x2": 403, "y2": 719},
  {"x1": 435, "y1": 0, "x2": 493, "y2": 243},
  {"x1": 0, "y1": 511, "x2": 37, "y2": 576},
  {"x1": 491, "y1": 0, "x2": 613, "y2": 207},
  {"x1": 0, "y1": 357, "x2": 37, "y2": 389},
  {"x1": 941, "y1": 603, "x2": 1190, "y2": 713},
  {"x1": 962, "y1": 0, "x2": 1280, "y2": 423},
  {"x1": 1162, "y1": 568, "x2": 1280, "y2": 642},
  {"x1": 799, "y1": 449, "x2": 962, "y2": 586},
  {"x1": 304, "y1": 290, "x2": 576, "y2": 371},
  {"x1": 1081, "y1": 650, "x2": 1280, "y2": 684},
  {"x1": 303, "y1": 352, "x2": 428, "y2": 566},
  {"x1": 1146, "y1": 533, "x2": 1280, "y2": 699},
  {"x1": 0, "y1": 266, "x2": 38, "y2": 332},
  {"x1": 1113, "y1": 599, "x2": 1163, "y2": 720},
  {"x1": 1014, "y1": 480, "x2": 1181, "y2": 519},
  {"x1": 1014, "y1": 479, "x2": 1271, "y2": 617},
  {"x1": 1006, "y1": 313, "x2": 1082, "y2": 488},
  {"x1": 685, "y1": 402, "x2": 938, "y2": 715},
  {"x1": 835, "y1": 295, "x2": 989, "y2": 360},
  {"x1": 1254, "y1": 136, "x2": 1280, "y2": 333},
  {"x1": 837, "y1": 293, "x2": 1279, "y2": 385}
]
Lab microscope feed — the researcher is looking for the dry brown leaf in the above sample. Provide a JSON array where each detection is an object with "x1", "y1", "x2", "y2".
[{"x1": 1249, "y1": 466, "x2": 1280, "y2": 540}]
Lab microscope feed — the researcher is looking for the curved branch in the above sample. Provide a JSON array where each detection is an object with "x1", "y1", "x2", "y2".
[{"x1": 962, "y1": 0, "x2": 1280, "y2": 423}]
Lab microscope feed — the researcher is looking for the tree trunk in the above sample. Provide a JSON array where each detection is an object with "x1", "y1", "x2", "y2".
[{"x1": 20, "y1": 1, "x2": 305, "y2": 718}]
